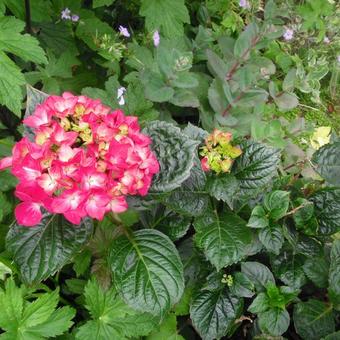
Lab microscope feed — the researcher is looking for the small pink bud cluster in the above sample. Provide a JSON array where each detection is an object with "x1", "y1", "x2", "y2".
[
  {"x1": 0, "y1": 93, "x2": 159, "y2": 226},
  {"x1": 200, "y1": 129, "x2": 242, "y2": 173}
]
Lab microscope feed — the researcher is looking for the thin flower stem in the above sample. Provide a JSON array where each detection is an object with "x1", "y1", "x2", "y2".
[{"x1": 24, "y1": 0, "x2": 32, "y2": 34}]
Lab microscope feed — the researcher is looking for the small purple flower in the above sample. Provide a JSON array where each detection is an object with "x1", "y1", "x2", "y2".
[
  {"x1": 324, "y1": 36, "x2": 330, "y2": 44},
  {"x1": 153, "y1": 30, "x2": 160, "y2": 47},
  {"x1": 117, "y1": 87, "x2": 126, "y2": 106},
  {"x1": 239, "y1": 0, "x2": 250, "y2": 9},
  {"x1": 71, "y1": 14, "x2": 79, "y2": 22},
  {"x1": 61, "y1": 8, "x2": 71, "y2": 20},
  {"x1": 118, "y1": 25, "x2": 130, "y2": 38},
  {"x1": 283, "y1": 28, "x2": 294, "y2": 41}
]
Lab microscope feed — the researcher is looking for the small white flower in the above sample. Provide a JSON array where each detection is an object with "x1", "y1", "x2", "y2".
[
  {"x1": 239, "y1": 0, "x2": 250, "y2": 9},
  {"x1": 61, "y1": 8, "x2": 71, "y2": 20},
  {"x1": 117, "y1": 87, "x2": 126, "y2": 106},
  {"x1": 71, "y1": 14, "x2": 79, "y2": 22},
  {"x1": 283, "y1": 28, "x2": 294, "y2": 41},
  {"x1": 118, "y1": 25, "x2": 130, "y2": 38},
  {"x1": 337, "y1": 55, "x2": 340, "y2": 64},
  {"x1": 153, "y1": 30, "x2": 160, "y2": 47}
]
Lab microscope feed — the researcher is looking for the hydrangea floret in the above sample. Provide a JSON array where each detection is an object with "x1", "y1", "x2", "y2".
[
  {"x1": 0, "y1": 93, "x2": 159, "y2": 226},
  {"x1": 200, "y1": 129, "x2": 242, "y2": 173}
]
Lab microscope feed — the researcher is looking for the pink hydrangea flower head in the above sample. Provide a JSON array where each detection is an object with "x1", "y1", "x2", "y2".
[{"x1": 0, "y1": 93, "x2": 159, "y2": 226}]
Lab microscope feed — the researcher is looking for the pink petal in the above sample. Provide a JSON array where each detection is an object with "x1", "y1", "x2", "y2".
[
  {"x1": 15, "y1": 202, "x2": 42, "y2": 226},
  {"x1": 109, "y1": 196, "x2": 128, "y2": 213},
  {"x1": 0, "y1": 156, "x2": 13, "y2": 170}
]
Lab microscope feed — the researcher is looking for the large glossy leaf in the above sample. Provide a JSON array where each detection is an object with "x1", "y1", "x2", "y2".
[
  {"x1": 270, "y1": 252, "x2": 307, "y2": 289},
  {"x1": 310, "y1": 188, "x2": 340, "y2": 235},
  {"x1": 190, "y1": 288, "x2": 243, "y2": 340},
  {"x1": 143, "y1": 121, "x2": 199, "y2": 192},
  {"x1": 241, "y1": 262, "x2": 275, "y2": 291},
  {"x1": 232, "y1": 141, "x2": 280, "y2": 202},
  {"x1": 259, "y1": 225, "x2": 284, "y2": 255},
  {"x1": 312, "y1": 142, "x2": 340, "y2": 187},
  {"x1": 6, "y1": 212, "x2": 93, "y2": 284},
  {"x1": 293, "y1": 299, "x2": 335, "y2": 340},
  {"x1": 205, "y1": 173, "x2": 238, "y2": 208},
  {"x1": 109, "y1": 229, "x2": 184, "y2": 317},
  {"x1": 194, "y1": 209, "x2": 252, "y2": 270},
  {"x1": 162, "y1": 159, "x2": 209, "y2": 216},
  {"x1": 329, "y1": 240, "x2": 340, "y2": 309},
  {"x1": 259, "y1": 308, "x2": 290, "y2": 336},
  {"x1": 303, "y1": 257, "x2": 329, "y2": 288}
]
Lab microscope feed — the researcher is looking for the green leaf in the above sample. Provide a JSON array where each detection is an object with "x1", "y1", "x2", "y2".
[
  {"x1": 170, "y1": 72, "x2": 198, "y2": 88},
  {"x1": 27, "y1": 306, "x2": 75, "y2": 338},
  {"x1": 37, "y1": 22, "x2": 78, "y2": 57},
  {"x1": 0, "y1": 51, "x2": 25, "y2": 116},
  {"x1": 93, "y1": 0, "x2": 115, "y2": 7},
  {"x1": 310, "y1": 188, "x2": 340, "y2": 235},
  {"x1": 162, "y1": 159, "x2": 208, "y2": 216},
  {"x1": 282, "y1": 68, "x2": 296, "y2": 92},
  {"x1": 236, "y1": 90, "x2": 268, "y2": 108},
  {"x1": 0, "y1": 279, "x2": 75, "y2": 338},
  {"x1": 142, "y1": 71, "x2": 175, "y2": 102},
  {"x1": 143, "y1": 121, "x2": 199, "y2": 192},
  {"x1": 293, "y1": 300, "x2": 335, "y2": 340},
  {"x1": 76, "y1": 279, "x2": 156, "y2": 339},
  {"x1": 156, "y1": 211, "x2": 191, "y2": 241},
  {"x1": 248, "y1": 293, "x2": 270, "y2": 314},
  {"x1": 264, "y1": 191, "x2": 290, "y2": 220},
  {"x1": 232, "y1": 141, "x2": 281, "y2": 202},
  {"x1": 205, "y1": 173, "x2": 238, "y2": 207},
  {"x1": 271, "y1": 252, "x2": 307, "y2": 289},
  {"x1": 190, "y1": 288, "x2": 243, "y2": 340},
  {"x1": 234, "y1": 22, "x2": 259, "y2": 59},
  {"x1": 322, "y1": 331, "x2": 340, "y2": 340},
  {"x1": 206, "y1": 49, "x2": 228, "y2": 80},
  {"x1": 329, "y1": 240, "x2": 340, "y2": 309},
  {"x1": 194, "y1": 209, "x2": 252, "y2": 271},
  {"x1": 140, "y1": 0, "x2": 190, "y2": 38},
  {"x1": 109, "y1": 229, "x2": 184, "y2": 317},
  {"x1": 230, "y1": 272, "x2": 255, "y2": 298},
  {"x1": 169, "y1": 89, "x2": 200, "y2": 108},
  {"x1": 0, "y1": 16, "x2": 47, "y2": 64},
  {"x1": 208, "y1": 78, "x2": 229, "y2": 116},
  {"x1": 274, "y1": 92, "x2": 299, "y2": 111},
  {"x1": 73, "y1": 249, "x2": 92, "y2": 277},
  {"x1": 146, "y1": 313, "x2": 184, "y2": 340},
  {"x1": 0, "y1": 260, "x2": 12, "y2": 280},
  {"x1": 241, "y1": 262, "x2": 275, "y2": 291},
  {"x1": 312, "y1": 142, "x2": 340, "y2": 187},
  {"x1": 24, "y1": 86, "x2": 48, "y2": 138},
  {"x1": 303, "y1": 257, "x2": 329, "y2": 288},
  {"x1": 259, "y1": 225, "x2": 284, "y2": 255},
  {"x1": 258, "y1": 308, "x2": 290, "y2": 336},
  {"x1": 6, "y1": 212, "x2": 93, "y2": 284},
  {"x1": 248, "y1": 206, "x2": 269, "y2": 229}
]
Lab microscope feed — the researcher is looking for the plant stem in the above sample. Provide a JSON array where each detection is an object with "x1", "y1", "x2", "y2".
[{"x1": 24, "y1": 0, "x2": 32, "y2": 34}]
